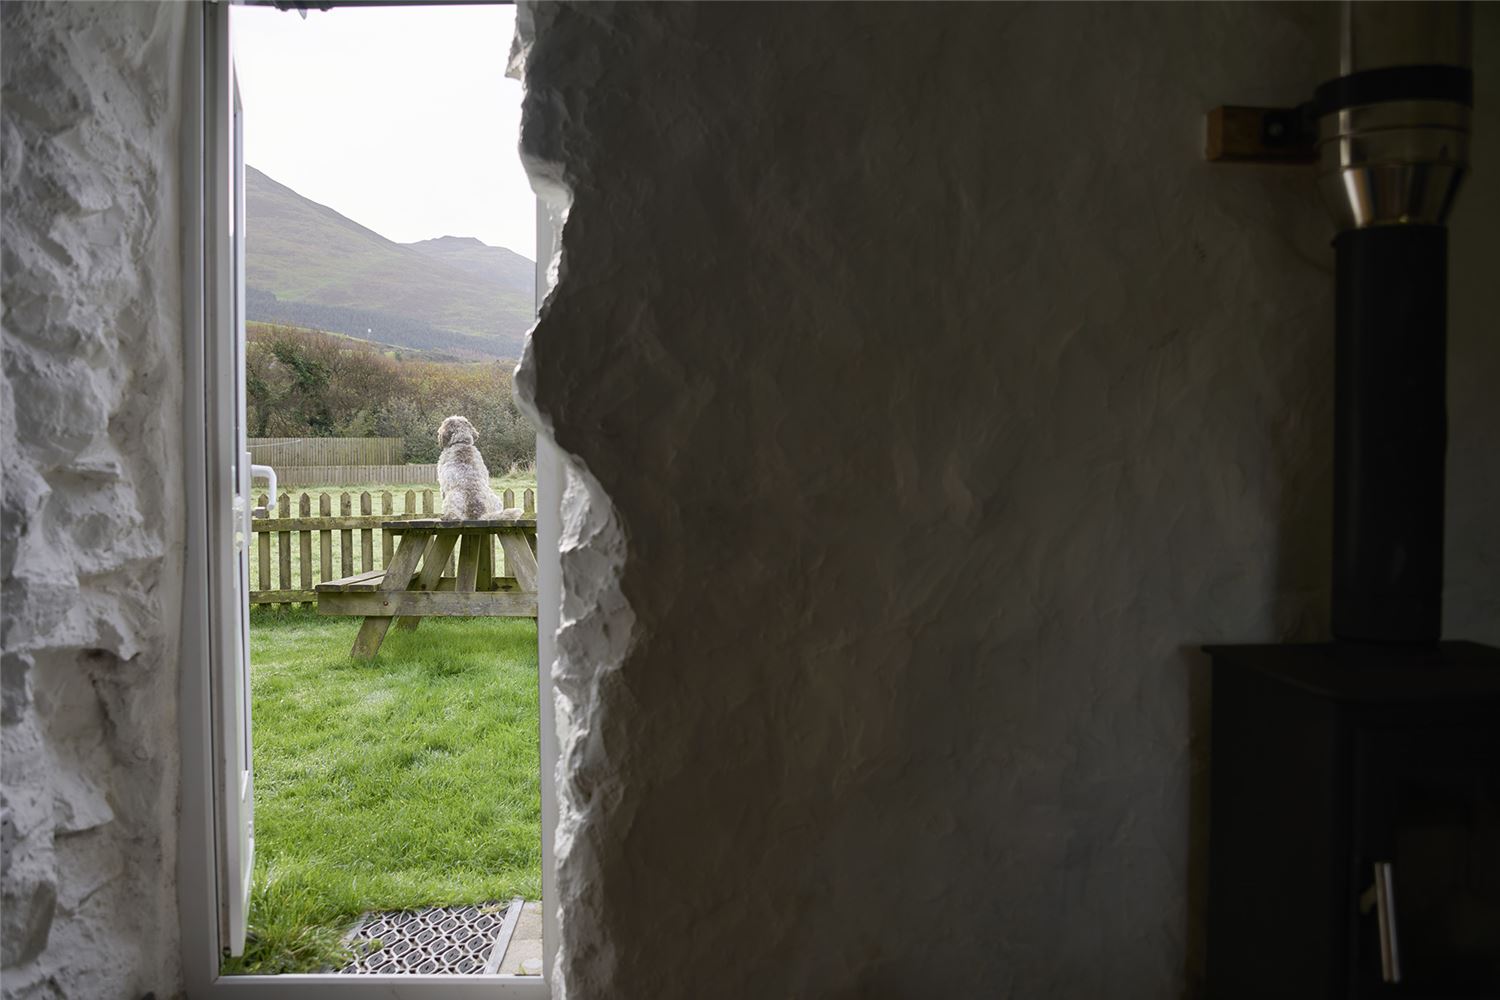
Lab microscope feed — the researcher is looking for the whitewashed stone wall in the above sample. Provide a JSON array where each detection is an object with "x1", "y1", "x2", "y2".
[
  {"x1": 1, "y1": 3, "x2": 187, "y2": 998},
  {"x1": 515, "y1": 4, "x2": 1500, "y2": 998},
  {"x1": 0, "y1": 3, "x2": 1494, "y2": 998}
]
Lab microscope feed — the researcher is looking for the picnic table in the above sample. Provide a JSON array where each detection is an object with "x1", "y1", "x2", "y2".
[{"x1": 316, "y1": 517, "x2": 539, "y2": 660}]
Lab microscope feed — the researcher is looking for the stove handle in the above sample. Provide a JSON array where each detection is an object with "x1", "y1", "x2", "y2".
[{"x1": 1361, "y1": 861, "x2": 1401, "y2": 984}]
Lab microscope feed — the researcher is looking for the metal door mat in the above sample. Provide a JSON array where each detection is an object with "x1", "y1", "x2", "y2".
[{"x1": 339, "y1": 900, "x2": 521, "y2": 975}]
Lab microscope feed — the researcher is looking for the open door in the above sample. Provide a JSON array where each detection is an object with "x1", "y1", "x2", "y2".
[
  {"x1": 180, "y1": 3, "x2": 555, "y2": 989},
  {"x1": 205, "y1": 6, "x2": 257, "y2": 958}
]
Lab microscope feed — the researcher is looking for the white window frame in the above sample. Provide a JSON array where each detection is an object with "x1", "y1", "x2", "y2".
[{"x1": 177, "y1": 3, "x2": 559, "y2": 995}]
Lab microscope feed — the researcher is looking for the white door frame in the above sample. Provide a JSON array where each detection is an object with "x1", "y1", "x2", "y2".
[{"x1": 177, "y1": 3, "x2": 558, "y2": 995}]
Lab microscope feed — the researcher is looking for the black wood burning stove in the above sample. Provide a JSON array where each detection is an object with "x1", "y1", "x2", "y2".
[
  {"x1": 1204, "y1": 644, "x2": 1500, "y2": 998},
  {"x1": 1204, "y1": 6, "x2": 1500, "y2": 997}
]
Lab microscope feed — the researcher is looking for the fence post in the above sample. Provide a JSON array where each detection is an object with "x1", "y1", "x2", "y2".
[
  {"x1": 340, "y1": 492, "x2": 354, "y2": 577},
  {"x1": 256, "y1": 493, "x2": 270, "y2": 601},
  {"x1": 381, "y1": 491, "x2": 394, "y2": 567},
  {"x1": 278, "y1": 492, "x2": 292, "y2": 610},
  {"x1": 299, "y1": 493, "x2": 313, "y2": 604},
  {"x1": 319, "y1": 492, "x2": 333, "y2": 583},
  {"x1": 524, "y1": 488, "x2": 535, "y2": 515},
  {"x1": 360, "y1": 491, "x2": 374, "y2": 572}
]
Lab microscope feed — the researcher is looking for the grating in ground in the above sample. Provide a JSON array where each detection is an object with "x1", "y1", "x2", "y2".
[{"x1": 339, "y1": 902, "x2": 514, "y2": 974}]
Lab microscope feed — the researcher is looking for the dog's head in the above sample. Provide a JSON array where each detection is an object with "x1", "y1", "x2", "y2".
[{"x1": 438, "y1": 415, "x2": 478, "y2": 450}]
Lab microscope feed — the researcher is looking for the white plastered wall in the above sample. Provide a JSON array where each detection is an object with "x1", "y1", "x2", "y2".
[
  {"x1": 514, "y1": 4, "x2": 1500, "y2": 998},
  {"x1": 1, "y1": 2, "x2": 189, "y2": 998},
  {"x1": 0, "y1": 2, "x2": 1496, "y2": 998}
]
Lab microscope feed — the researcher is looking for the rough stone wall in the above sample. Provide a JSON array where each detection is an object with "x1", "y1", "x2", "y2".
[
  {"x1": 516, "y1": 4, "x2": 1500, "y2": 998},
  {"x1": 1, "y1": 3, "x2": 186, "y2": 998}
]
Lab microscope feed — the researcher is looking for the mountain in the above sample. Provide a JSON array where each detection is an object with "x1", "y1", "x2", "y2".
[
  {"x1": 407, "y1": 236, "x2": 535, "y2": 300},
  {"x1": 244, "y1": 166, "x2": 534, "y2": 359}
]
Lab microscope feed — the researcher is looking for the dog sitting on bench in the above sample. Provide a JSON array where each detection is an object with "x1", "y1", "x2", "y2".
[{"x1": 436, "y1": 414, "x2": 513, "y2": 520}]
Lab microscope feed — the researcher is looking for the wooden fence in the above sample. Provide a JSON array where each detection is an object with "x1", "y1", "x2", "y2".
[
  {"x1": 250, "y1": 486, "x2": 536, "y2": 606},
  {"x1": 276, "y1": 464, "x2": 439, "y2": 487},
  {"x1": 248, "y1": 437, "x2": 405, "y2": 466}
]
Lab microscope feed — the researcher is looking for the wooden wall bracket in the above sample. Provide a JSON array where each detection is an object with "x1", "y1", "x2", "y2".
[{"x1": 1205, "y1": 105, "x2": 1316, "y2": 164}]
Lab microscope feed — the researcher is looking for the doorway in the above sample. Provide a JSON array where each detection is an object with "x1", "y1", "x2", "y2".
[{"x1": 177, "y1": 3, "x2": 559, "y2": 996}]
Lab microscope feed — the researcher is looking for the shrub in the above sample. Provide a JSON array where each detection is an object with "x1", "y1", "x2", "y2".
[{"x1": 246, "y1": 324, "x2": 534, "y2": 466}]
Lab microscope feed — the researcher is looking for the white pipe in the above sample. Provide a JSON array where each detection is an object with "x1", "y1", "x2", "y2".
[{"x1": 250, "y1": 463, "x2": 278, "y2": 512}]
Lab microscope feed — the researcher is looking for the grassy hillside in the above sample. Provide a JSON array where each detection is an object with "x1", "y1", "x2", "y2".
[
  {"x1": 407, "y1": 236, "x2": 534, "y2": 300},
  {"x1": 245, "y1": 320, "x2": 470, "y2": 362},
  {"x1": 245, "y1": 166, "x2": 534, "y2": 359}
]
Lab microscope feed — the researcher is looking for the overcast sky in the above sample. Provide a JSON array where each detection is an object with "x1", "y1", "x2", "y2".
[{"x1": 232, "y1": 3, "x2": 535, "y2": 259}]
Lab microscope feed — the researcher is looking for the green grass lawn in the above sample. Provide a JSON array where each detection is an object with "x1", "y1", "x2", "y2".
[{"x1": 224, "y1": 607, "x2": 541, "y2": 975}]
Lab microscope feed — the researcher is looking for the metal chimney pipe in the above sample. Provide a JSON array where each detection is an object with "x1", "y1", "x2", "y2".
[{"x1": 1314, "y1": 2, "x2": 1472, "y2": 643}]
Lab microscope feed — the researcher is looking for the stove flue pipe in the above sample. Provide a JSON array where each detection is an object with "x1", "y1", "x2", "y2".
[{"x1": 1315, "y1": 2, "x2": 1472, "y2": 643}]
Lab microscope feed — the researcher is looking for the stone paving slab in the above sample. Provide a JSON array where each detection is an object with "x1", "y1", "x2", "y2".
[{"x1": 497, "y1": 900, "x2": 545, "y2": 976}]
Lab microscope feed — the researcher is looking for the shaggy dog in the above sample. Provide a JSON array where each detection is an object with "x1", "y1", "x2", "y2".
[{"x1": 437, "y1": 415, "x2": 510, "y2": 520}]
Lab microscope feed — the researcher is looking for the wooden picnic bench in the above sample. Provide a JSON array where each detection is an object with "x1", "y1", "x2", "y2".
[{"x1": 316, "y1": 517, "x2": 540, "y2": 660}]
